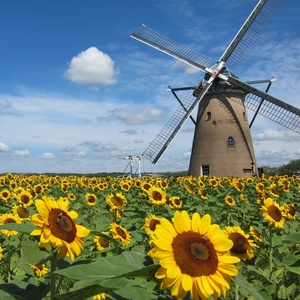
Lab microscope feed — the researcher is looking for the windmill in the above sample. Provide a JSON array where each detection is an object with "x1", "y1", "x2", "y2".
[{"x1": 131, "y1": 0, "x2": 300, "y2": 177}]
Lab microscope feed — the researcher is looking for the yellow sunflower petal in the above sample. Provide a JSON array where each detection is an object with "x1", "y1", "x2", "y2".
[
  {"x1": 217, "y1": 263, "x2": 239, "y2": 276},
  {"x1": 181, "y1": 273, "x2": 193, "y2": 292},
  {"x1": 200, "y1": 275, "x2": 214, "y2": 297},
  {"x1": 198, "y1": 214, "x2": 211, "y2": 235},
  {"x1": 35, "y1": 200, "x2": 49, "y2": 218},
  {"x1": 155, "y1": 266, "x2": 167, "y2": 279},
  {"x1": 218, "y1": 255, "x2": 240, "y2": 264},
  {"x1": 68, "y1": 210, "x2": 78, "y2": 219},
  {"x1": 30, "y1": 228, "x2": 42, "y2": 236},
  {"x1": 173, "y1": 210, "x2": 191, "y2": 233},
  {"x1": 31, "y1": 214, "x2": 45, "y2": 227},
  {"x1": 191, "y1": 212, "x2": 201, "y2": 232},
  {"x1": 158, "y1": 218, "x2": 177, "y2": 237},
  {"x1": 76, "y1": 224, "x2": 90, "y2": 237},
  {"x1": 166, "y1": 264, "x2": 181, "y2": 279}
]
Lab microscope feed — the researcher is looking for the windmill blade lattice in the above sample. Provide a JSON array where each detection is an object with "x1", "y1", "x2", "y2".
[
  {"x1": 143, "y1": 79, "x2": 212, "y2": 164},
  {"x1": 245, "y1": 93, "x2": 300, "y2": 133},
  {"x1": 131, "y1": 24, "x2": 212, "y2": 71},
  {"x1": 225, "y1": 75, "x2": 300, "y2": 133},
  {"x1": 221, "y1": 0, "x2": 284, "y2": 70}
]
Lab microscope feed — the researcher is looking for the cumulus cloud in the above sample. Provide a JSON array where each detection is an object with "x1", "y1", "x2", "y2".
[
  {"x1": 295, "y1": 149, "x2": 300, "y2": 155},
  {"x1": 0, "y1": 142, "x2": 9, "y2": 152},
  {"x1": 253, "y1": 129, "x2": 300, "y2": 142},
  {"x1": 64, "y1": 47, "x2": 118, "y2": 87},
  {"x1": 0, "y1": 99, "x2": 12, "y2": 115},
  {"x1": 61, "y1": 148, "x2": 87, "y2": 158},
  {"x1": 97, "y1": 105, "x2": 164, "y2": 125},
  {"x1": 41, "y1": 152, "x2": 55, "y2": 159},
  {"x1": 259, "y1": 148, "x2": 289, "y2": 158},
  {"x1": 14, "y1": 150, "x2": 30, "y2": 156},
  {"x1": 134, "y1": 138, "x2": 143, "y2": 143},
  {"x1": 81, "y1": 140, "x2": 135, "y2": 156},
  {"x1": 119, "y1": 129, "x2": 138, "y2": 135}
]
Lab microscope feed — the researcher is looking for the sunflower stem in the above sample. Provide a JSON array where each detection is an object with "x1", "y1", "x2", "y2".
[
  {"x1": 50, "y1": 251, "x2": 58, "y2": 300},
  {"x1": 269, "y1": 227, "x2": 273, "y2": 272},
  {"x1": 235, "y1": 282, "x2": 239, "y2": 300}
]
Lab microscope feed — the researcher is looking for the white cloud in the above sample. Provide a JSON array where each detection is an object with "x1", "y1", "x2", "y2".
[
  {"x1": 97, "y1": 105, "x2": 164, "y2": 125},
  {"x1": 41, "y1": 153, "x2": 55, "y2": 159},
  {"x1": 14, "y1": 150, "x2": 30, "y2": 156},
  {"x1": 0, "y1": 142, "x2": 9, "y2": 152},
  {"x1": 253, "y1": 129, "x2": 300, "y2": 142},
  {"x1": 64, "y1": 47, "x2": 118, "y2": 87},
  {"x1": 295, "y1": 149, "x2": 300, "y2": 155}
]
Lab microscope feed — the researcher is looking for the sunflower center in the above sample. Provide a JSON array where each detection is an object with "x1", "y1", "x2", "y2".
[
  {"x1": 4, "y1": 218, "x2": 16, "y2": 224},
  {"x1": 152, "y1": 191, "x2": 162, "y2": 201},
  {"x1": 268, "y1": 205, "x2": 282, "y2": 222},
  {"x1": 17, "y1": 207, "x2": 30, "y2": 218},
  {"x1": 20, "y1": 195, "x2": 30, "y2": 204},
  {"x1": 150, "y1": 219, "x2": 161, "y2": 231},
  {"x1": 87, "y1": 196, "x2": 96, "y2": 203},
  {"x1": 48, "y1": 209, "x2": 77, "y2": 243},
  {"x1": 99, "y1": 237, "x2": 110, "y2": 248},
  {"x1": 112, "y1": 196, "x2": 123, "y2": 206},
  {"x1": 116, "y1": 227, "x2": 127, "y2": 239},
  {"x1": 229, "y1": 233, "x2": 249, "y2": 254},
  {"x1": 172, "y1": 231, "x2": 218, "y2": 277}
]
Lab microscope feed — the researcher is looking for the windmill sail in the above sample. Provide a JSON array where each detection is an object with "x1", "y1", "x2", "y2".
[
  {"x1": 221, "y1": 0, "x2": 284, "y2": 69},
  {"x1": 131, "y1": 24, "x2": 211, "y2": 71},
  {"x1": 226, "y1": 76, "x2": 300, "y2": 133},
  {"x1": 143, "y1": 80, "x2": 212, "y2": 164}
]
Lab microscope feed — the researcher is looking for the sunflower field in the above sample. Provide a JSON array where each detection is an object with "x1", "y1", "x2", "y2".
[{"x1": 0, "y1": 173, "x2": 299, "y2": 300}]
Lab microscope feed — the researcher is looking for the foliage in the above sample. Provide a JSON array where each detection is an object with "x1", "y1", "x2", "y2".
[{"x1": 0, "y1": 173, "x2": 299, "y2": 299}]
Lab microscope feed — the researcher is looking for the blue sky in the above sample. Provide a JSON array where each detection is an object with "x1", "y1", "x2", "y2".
[{"x1": 0, "y1": 0, "x2": 299, "y2": 174}]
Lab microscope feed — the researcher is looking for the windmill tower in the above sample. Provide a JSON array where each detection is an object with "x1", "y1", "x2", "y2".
[{"x1": 131, "y1": 0, "x2": 300, "y2": 177}]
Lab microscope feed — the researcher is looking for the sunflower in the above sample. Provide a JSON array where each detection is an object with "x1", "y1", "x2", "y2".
[
  {"x1": 169, "y1": 196, "x2": 182, "y2": 209},
  {"x1": 30, "y1": 196, "x2": 90, "y2": 261},
  {"x1": 147, "y1": 186, "x2": 167, "y2": 206},
  {"x1": 0, "y1": 189, "x2": 11, "y2": 203},
  {"x1": 0, "y1": 246, "x2": 3, "y2": 260},
  {"x1": 0, "y1": 213, "x2": 22, "y2": 237},
  {"x1": 17, "y1": 189, "x2": 33, "y2": 207},
  {"x1": 268, "y1": 183, "x2": 280, "y2": 198},
  {"x1": 232, "y1": 180, "x2": 244, "y2": 192},
  {"x1": 198, "y1": 188, "x2": 208, "y2": 200},
  {"x1": 12, "y1": 204, "x2": 30, "y2": 220},
  {"x1": 148, "y1": 210, "x2": 240, "y2": 299},
  {"x1": 110, "y1": 223, "x2": 131, "y2": 246},
  {"x1": 283, "y1": 203, "x2": 296, "y2": 220},
  {"x1": 224, "y1": 195, "x2": 235, "y2": 207},
  {"x1": 94, "y1": 233, "x2": 110, "y2": 251},
  {"x1": 255, "y1": 183, "x2": 265, "y2": 194},
  {"x1": 93, "y1": 293, "x2": 106, "y2": 300},
  {"x1": 141, "y1": 181, "x2": 152, "y2": 192},
  {"x1": 249, "y1": 226, "x2": 263, "y2": 243},
  {"x1": 240, "y1": 194, "x2": 248, "y2": 204},
  {"x1": 260, "y1": 198, "x2": 285, "y2": 229},
  {"x1": 68, "y1": 193, "x2": 76, "y2": 201},
  {"x1": 225, "y1": 226, "x2": 258, "y2": 260},
  {"x1": 144, "y1": 214, "x2": 162, "y2": 236},
  {"x1": 85, "y1": 193, "x2": 97, "y2": 206},
  {"x1": 30, "y1": 264, "x2": 49, "y2": 277},
  {"x1": 106, "y1": 193, "x2": 127, "y2": 210}
]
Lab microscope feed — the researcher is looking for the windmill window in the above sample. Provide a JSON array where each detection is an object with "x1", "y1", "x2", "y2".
[
  {"x1": 243, "y1": 111, "x2": 246, "y2": 121},
  {"x1": 227, "y1": 136, "x2": 234, "y2": 148},
  {"x1": 201, "y1": 165, "x2": 209, "y2": 176},
  {"x1": 206, "y1": 112, "x2": 211, "y2": 121}
]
